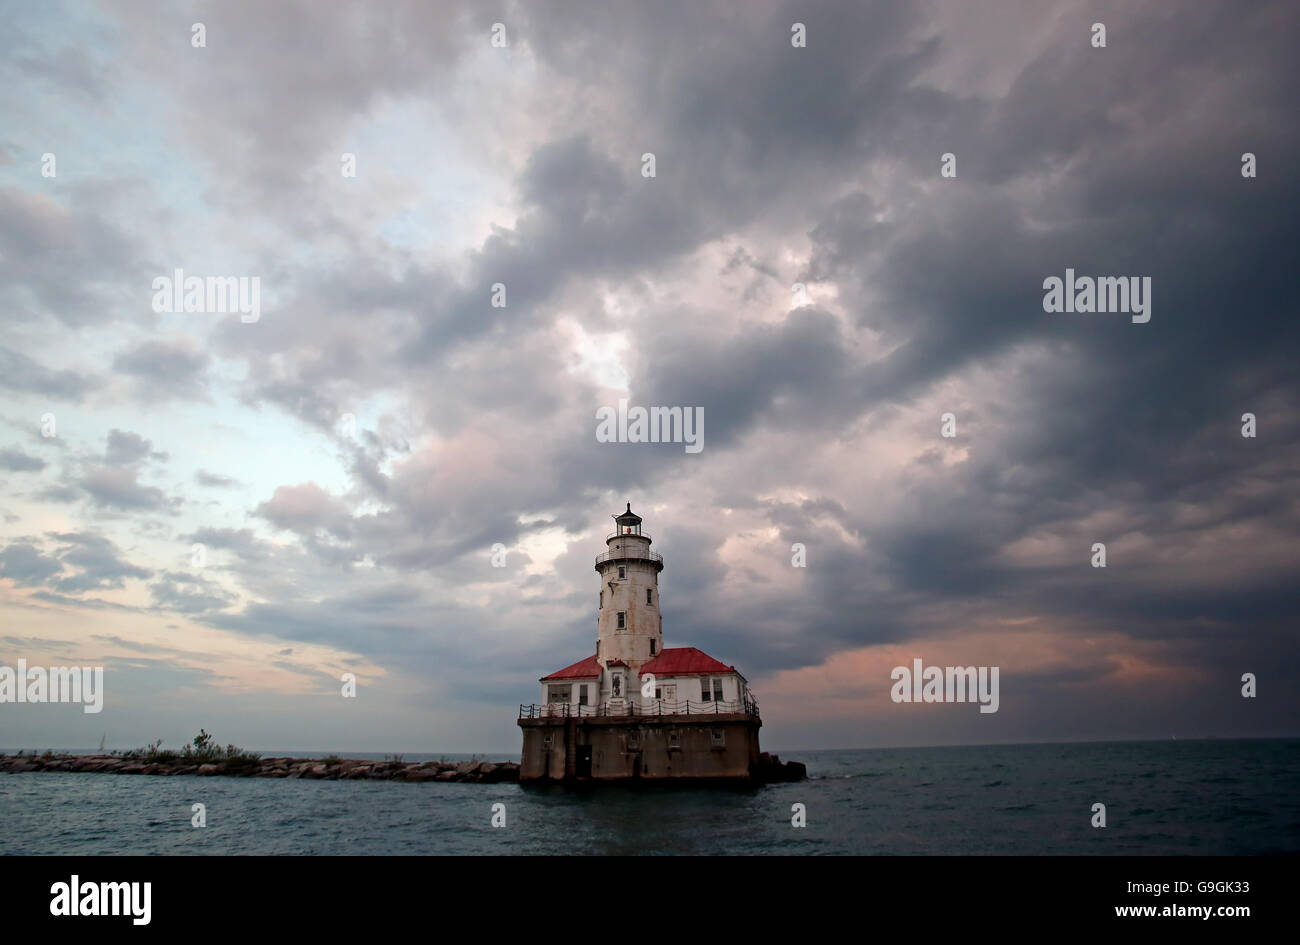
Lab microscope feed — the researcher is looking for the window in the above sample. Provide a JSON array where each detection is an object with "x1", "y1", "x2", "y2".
[
  {"x1": 668, "y1": 730, "x2": 680, "y2": 749},
  {"x1": 701, "y1": 678, "x2": 711, "y2": 701},
  {"x1": 617, "y1": 611, "x2": 625, "y2": 629},
  {"x1": 579, "y1": 685, "x2": 588, "y2": 706},
  {"x1": 550, "y1": 686, "x2": 571, "y2": 703},
  {"x1": 649, "y1": 639, "x2": 656, "y2": 655},
  {"x1": 543, "y1": 734, "x2": 553, "y2": 749},
  {"x1": 618, "y1": 566, "x2": 625, "y2": 579},
  {"x1": 713, "y1": 678, "x2": 724, "y2": 701},
  {"x1": 710, "y1": 728, "x2": 725, "y2": 747},
  {"x1": 647, "y1": 589, "x2": 653, "y2": 604},
  {"x1": 627, "y1": 731, "x2": 640, "y2": 749},
  {"x1": 612, "y1": 675, "x2": 622, "y2": 696},
  {"x1": 655, "y1": 687, "x2": 662, "y2": 699}
]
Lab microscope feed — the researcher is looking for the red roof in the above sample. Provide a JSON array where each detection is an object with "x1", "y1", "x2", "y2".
[
  {"x1": 540, "y1": 654, "x2": 601, "y2": 681},
  {"x1": 640, "y1": 647, "x2": 737, "y2": 677}
]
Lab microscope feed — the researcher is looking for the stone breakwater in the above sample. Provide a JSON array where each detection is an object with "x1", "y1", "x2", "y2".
[
  {"x1": 0, "y1": 754, "x2": 520, "y2": 783},
  {"x1": 753, "y1": 753, "x2": 806, "y2": 782}
]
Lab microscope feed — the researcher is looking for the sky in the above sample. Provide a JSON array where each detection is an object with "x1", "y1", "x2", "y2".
[{"x1": 1, "y1": 0, "x2": 1297, "y2": 754}]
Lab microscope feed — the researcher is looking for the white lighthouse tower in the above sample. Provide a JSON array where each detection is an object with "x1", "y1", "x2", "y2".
[{"x1": 595, "y1": 503, "x2": 664, "y2": 691}]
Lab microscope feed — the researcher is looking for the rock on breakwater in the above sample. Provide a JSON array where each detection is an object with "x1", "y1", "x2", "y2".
[
  {"x1": 0, "y1": 753, "x2": 520, "y2": 783},
  {"x1": 753, "y1": 751, "x2": 807, "y2": 783}
]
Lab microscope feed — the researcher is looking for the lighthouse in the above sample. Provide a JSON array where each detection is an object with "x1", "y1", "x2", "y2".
[
  {"x1": 595, "y1": 503, "x2": 663, "y2": 696},
  {"x1": 517, "y1": 503, "x2": 777, "y2": 782}
]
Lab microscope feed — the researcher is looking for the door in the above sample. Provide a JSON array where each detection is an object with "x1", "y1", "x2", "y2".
[{"x1": 576, "y1": 745, "x2": 593, "y2": 778}]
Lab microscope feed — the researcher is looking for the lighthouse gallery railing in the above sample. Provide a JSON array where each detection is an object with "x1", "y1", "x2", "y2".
[
  {"x1": 519, "y1": 695, "x2": 760, "y2": 720},
  {"x1": 594, "y1": 547, "x2": 663, "y2": 566}
]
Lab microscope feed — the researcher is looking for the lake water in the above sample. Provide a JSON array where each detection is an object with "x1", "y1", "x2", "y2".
[{"x1": 1, "y1": 739, "x2": 1295, "y2": 855}]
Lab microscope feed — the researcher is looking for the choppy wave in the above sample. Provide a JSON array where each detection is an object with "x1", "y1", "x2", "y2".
[{"x1": 0, "y1": 738, "x2": 1295, "y2": 855}]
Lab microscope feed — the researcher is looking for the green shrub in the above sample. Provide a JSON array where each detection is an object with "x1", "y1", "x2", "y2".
[{"x1": 119, "y1": 730, "x2": 259, "y2": 767}]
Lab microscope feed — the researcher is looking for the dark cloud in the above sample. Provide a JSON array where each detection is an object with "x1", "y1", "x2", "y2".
[
  {"x1": 185, "y1": 527, "x2": 267, "y2": 556},
  {"x1": 0, "y1": 532, "x2": 151, "y2": 598},
  {"x1": 34, "y1": 484, "x2": 80, "y2": 504},
  {"x1": 0, "y1": 541, "x2": 63, "y2": 587},
  {"x1": 0, "y1": 16, "x2": 121, "y2": 106},
  {"x1": 149, "y1": 572, "x2": 239, "y2": 616},
  {"x1": 47, "y1": 531, "x2": 152, "y2": 593},
  {"x1": 194, "y1": 470, "x2": 241, "y2": 488},
  {"x1": 0, "y1": 447, "x2": 46, "y2": 472},
  {"x1": 0, "y1": 345, "x2": 99, "y2": 401},
  {"x1": 112, "y1": 339, "x2": 212, "y2": 401},
  {"x1": 90, "y1": 635, "x2": 191, "y2": 656},
  {"x1": 0, "y1": 185, "x2": 146, "y2": 328},
  {"x1": 103, "y1": 430, "x2": 163, "y2": 467},
  {"x1": 28, "y1": 591, "x2": 138, "y2": 611},
  {"x1": 3, "y1": 0, "x2": 1298, "y2": 747},
  {"x1": 79, "y1": 466, "x2": 169, "y2": 511},
  {"x1": 102, "y1": 0, "x2": 481, "y2": 215}
]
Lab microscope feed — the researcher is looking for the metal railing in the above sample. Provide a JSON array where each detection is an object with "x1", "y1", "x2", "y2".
[
  {"x1": 595, "y1": 547, "x2": 663, "y2": 566},
  {"x1": 519, "y1": 695, "x2": 760, "y2": 720}
]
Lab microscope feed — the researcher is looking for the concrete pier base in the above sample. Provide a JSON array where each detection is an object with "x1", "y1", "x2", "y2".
[{"x1": 518, "y1": 713, "x2": 762, "y2": 782}]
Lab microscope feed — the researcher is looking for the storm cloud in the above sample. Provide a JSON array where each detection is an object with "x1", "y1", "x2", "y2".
[{"x1": 0, "y1": 0, "x2": 1296, "y2": 752}]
